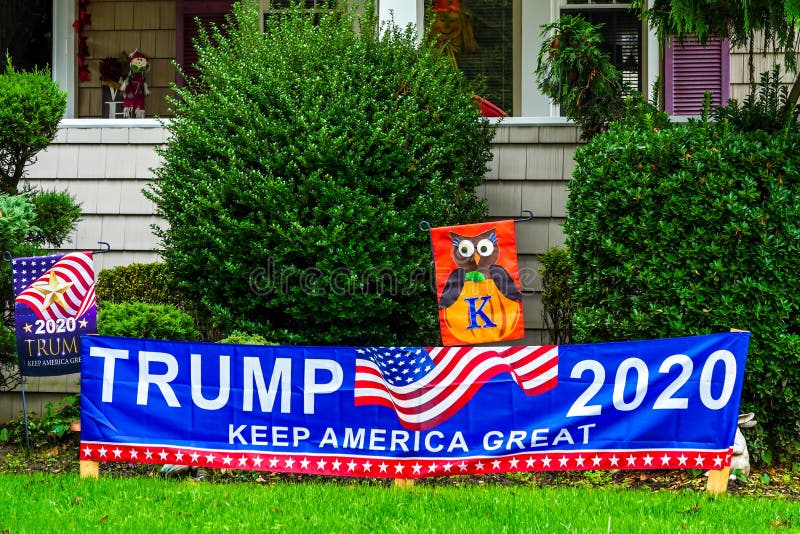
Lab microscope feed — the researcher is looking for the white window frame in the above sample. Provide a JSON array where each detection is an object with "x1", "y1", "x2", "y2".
[{"x1": 52, "y1": 1, "x2": 76, "y2": 118}]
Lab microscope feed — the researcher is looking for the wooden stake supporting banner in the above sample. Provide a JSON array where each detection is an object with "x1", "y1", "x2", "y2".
[
  {"x1": 704, "y1": 328, "x2": 749, "y2": 495},
  {"x1": 80, "y1": 460, "x2": 99, "y2": 479},
  {"x1": 706, "y1": 466, "x2": 730, "y2": 494},
  {"x1": 73, "y1": 421, "x2": 99, "y2": 478}
]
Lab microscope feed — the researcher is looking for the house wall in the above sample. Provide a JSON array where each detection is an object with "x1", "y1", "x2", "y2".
[
  {"x1": 3, "y1": 119, "x2": 577, "y2": 421},
  {"x1": 483, "y1": 119, "x2": 577, "y2": 345},
  {"x1": 79, "y1": 0, "x2": 177, "y2": 117},
  {"x1": 729, "y1": 37, "x2": 791, "y2": 103}
]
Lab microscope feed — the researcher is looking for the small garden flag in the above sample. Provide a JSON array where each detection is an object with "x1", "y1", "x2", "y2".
[
  {"x1": 430, "y1": 220, "x2": 525, "y2": 346},
  {"x1": 12, "y1": 252, "x2": 97, "y2": 376}
]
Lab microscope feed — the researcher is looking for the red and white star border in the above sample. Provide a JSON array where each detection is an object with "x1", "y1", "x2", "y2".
[{"x1": 80, "y1": 442, "x2": 733, "y2": 478}]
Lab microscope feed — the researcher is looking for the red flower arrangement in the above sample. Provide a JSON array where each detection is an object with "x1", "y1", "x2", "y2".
[{"x1": 99, "y1": 56, "x2": 123, "y2": 90}]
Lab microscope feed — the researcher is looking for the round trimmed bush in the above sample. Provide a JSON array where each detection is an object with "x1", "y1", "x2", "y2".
[
  {"x1": 147, "y1": 4, "x2": 493, "y2": 345},
  {"x1": 0, "y1": 62, "x2": 66, "y2": 193},
  {"x1": 96, "y1": 262, "x2": 191, "y2": 309}
]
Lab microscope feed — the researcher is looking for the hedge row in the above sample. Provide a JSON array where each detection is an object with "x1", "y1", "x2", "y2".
[{"x1": 566, "y1": 116, "x2": 800, "y2": 461}]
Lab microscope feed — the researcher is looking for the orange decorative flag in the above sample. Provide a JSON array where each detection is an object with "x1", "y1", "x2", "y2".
[{"x1": 431, "y1": 220, "x2": 525, "y2": 346}]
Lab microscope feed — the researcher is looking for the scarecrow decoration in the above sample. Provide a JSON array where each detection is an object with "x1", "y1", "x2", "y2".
[
  {"x1": 120, "y1": 50, "x2": 150, "y2": 118},
  {"x1": 430, "y1": 0, "x2": 477, "y2": 68},
  {"x1": 429, "y1": 1, "x2": 508, "y2": 118}
]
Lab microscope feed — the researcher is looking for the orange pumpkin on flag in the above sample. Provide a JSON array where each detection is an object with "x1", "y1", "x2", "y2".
[
  {"x1": 440, "y1": 278, "x2": 521, "y2": 344},
  {"x1": 431, "y1": 221, "x2": 525, "y2": 346}
]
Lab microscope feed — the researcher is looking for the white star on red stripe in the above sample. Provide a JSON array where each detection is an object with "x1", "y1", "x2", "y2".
[{"x1": 76, "y1": 443, "x2": 733, "y2": 480}]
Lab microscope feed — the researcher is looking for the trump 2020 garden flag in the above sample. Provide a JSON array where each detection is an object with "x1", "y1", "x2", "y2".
[
  {"x1": 12, "y1": 252, "x2": 97, "y2": 376},
  {"x1": 431, "y1": 220, "x2": 525, "y2": 346}
]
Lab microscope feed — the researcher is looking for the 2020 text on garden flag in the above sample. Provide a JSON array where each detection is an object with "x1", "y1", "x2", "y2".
[
  {"x1": 430, "y1": 220, "x2": 525, "y2": 346},
  {"x1": 80, "y1": 332, "x2": 749, "y2": 478},
  {"x1": 12, "y1": 252, "x2": 96, "y2": 376}
]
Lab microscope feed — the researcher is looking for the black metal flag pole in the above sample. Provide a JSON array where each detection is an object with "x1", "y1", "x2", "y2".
[
  {"x1": 2, "y1": 250, "x2": 31, "y2": 456},
  {"x1": 419, "y1": 209, "x2": 535, "y2": 232},
  {"x1": 19, "y1": 375, "x2": 30, "y2": 457}
]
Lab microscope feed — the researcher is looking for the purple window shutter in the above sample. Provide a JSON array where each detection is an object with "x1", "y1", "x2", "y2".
[
  {"x1": 176, "y1": 0, "x2": 235, "y2": 85},
  {"x1": 665, "y1": 36, "x2": 730, "y2": 115}
]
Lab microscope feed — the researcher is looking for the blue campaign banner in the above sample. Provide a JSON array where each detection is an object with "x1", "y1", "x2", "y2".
[{"x1": 80, "y1": 332, "x2": 749, "y2": 478}]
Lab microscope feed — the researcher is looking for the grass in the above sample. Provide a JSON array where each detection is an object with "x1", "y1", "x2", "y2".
[{"x1": 0, "y1": 473, "x2": 798, "y2": 533}]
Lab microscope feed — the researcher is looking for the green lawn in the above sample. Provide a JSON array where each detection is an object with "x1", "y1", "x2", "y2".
[{"x1": 0, "y1": 473, "x2": 797, "y2": 533}]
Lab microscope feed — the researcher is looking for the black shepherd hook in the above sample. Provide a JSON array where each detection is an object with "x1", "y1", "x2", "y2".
[
  {"x1": 92, "y1": 241, "x2": 111, "y2": 254},
  {"x1": 514, "y1": 209, "x2": 534, "y2": 223},
  {"x1": 420, "y1": 210, "x2": 532, "y2": 232},
  {"x1": 3, "y1": 243, "x2": 109, "y2": 260}
]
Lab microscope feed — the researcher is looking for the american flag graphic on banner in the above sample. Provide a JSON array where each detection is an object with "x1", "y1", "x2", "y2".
[
  {"x1": 355, "y1": 345, "x2": 557, "y2": 431},
  {"x1": 13, "y1": 252, "x2": 96, "y2": 321},
  {"x1": 12, "y1": 251, "x2": 96, "y2": 376}
]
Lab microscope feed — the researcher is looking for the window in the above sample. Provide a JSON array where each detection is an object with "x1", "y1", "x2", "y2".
[
  {"x1": 424, "y1": 0, "x2": 514, "y2": 115},
  {"x1": 261, "y1": 0, "x2": 336, "y2": 28},
  {"x1": 560, "y1": 2, "x2": 642, "y2": 94},
  {"x1": 0, "y1": 0, "x2": 52, "y2": 71}
]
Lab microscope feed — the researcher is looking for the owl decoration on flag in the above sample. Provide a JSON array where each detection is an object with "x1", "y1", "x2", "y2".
[{"x1": 431, "y1": 220, "x2": 524, "y2": 346}]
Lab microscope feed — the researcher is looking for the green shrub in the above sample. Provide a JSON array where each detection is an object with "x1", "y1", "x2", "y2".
[
  {"x1": 95, "y1": 262, "x2": 219, "y2": 340},
  {"x1": 0, "y1": 193, "x2": 38, "y2": 250},
  {"x1": 147, "y1": 3, "x2": 493, "y2": 345},
  {"x1": 218, "y1": 330, "x2": 275, "y2": 346},
  {"x1": 98, "y1": 302, "x2": 200, "y2": 341},
  {"x1": 535, "y1": 15, "x2": 625, "y2": 141},
  {"x1": 538, "y1": 247, "x2": 575, "y2": 345},
  {"x1": 565, "y1": 115, "x2": 800, "y2": 462},
  {"x1": 0, "y1": 58, "x2": 66, "y2": 194},
  {"x1": 27, "y1": 187, "x2": 82, "y2": 247},
  {"x1": 96, "y1": 262, "x2": 189, "y2": 308},
  {"x1": 0, "y1": 393, "x2": 80, "y2": 448},
  {"x1": 712, "y1": 65, "x2": 799, "y2": 134}
]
